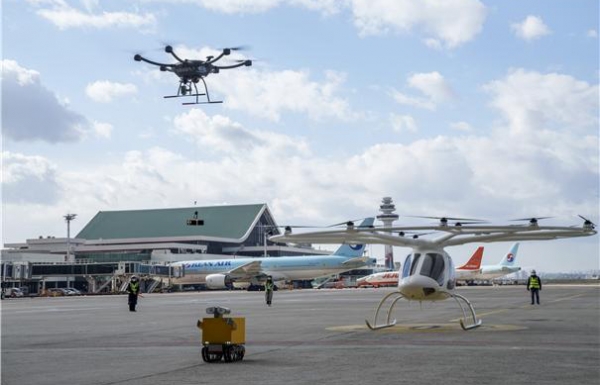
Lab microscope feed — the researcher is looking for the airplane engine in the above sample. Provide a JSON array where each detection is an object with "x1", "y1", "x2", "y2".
[{"x1": 205, "y1": 274, "x2": 232, "y2": 289}]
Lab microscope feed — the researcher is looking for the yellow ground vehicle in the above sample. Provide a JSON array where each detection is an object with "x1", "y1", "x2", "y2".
[{"x1": 197, "y1": 306, "x2": 246, "y2": 363}]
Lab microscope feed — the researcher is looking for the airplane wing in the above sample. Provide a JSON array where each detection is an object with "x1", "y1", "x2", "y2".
[
  {"x1": 342, "y1": 256, "x2": 373, "y2": 266},
  {"x1": 226, "y1": 260, "x2": 263, "y2": 279},
  {"x1": 270, "y1": 223, "x2": 596, "y2": 248}
]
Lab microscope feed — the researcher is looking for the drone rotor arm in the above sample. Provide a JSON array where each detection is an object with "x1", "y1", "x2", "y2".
[
  {"x1": 134, "y1": 55, "x2": 174, "y2": 68},
  {"x1": 212, "y1": 61, "x2": 252, "y2": 70},
  {"x1": 164, "y1": 46, "x2": 187, "y2": 64},
  {"x1": 205, "y1": 50, "x2": 229, "y2": 65}
]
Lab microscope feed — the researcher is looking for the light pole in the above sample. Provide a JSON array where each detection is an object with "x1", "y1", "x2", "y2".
[{"x1": 64, "y1": 213, "x2": 77, "y2": 261}]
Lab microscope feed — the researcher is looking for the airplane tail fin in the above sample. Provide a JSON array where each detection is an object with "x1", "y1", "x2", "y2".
[
  {"x1": 457, "y1": 246, "x2": 484, "y2": 270},
  {"x1": 499, "y1": 243, "x2": 519, "y2": 266},
  {"x1": 333, "y1": 217, "x2": 374, "y2": 257}
]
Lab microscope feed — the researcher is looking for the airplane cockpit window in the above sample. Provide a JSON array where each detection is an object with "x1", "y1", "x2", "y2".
[{"x1": 420, "y1": 253, "x2": 445, "y2": 285}]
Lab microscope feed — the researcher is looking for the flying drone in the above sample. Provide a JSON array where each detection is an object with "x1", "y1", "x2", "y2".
[
  {"x1": 270, "y1": 215, "x2": 596, "y2": 331},
  {"x1": 134, "y1": 45, "x2": 252, "y2": 105}
]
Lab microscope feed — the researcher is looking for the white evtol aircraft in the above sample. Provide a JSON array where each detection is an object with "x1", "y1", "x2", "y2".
[
  {"x1": 357, "y1": 246, "x2": 484, "y2": 287},
  {"x1": 170, "y1": 218, "x2": 376, "y2": 289},
  {"x1": 270, "y1": 216, "x2": 596, "y2": 330}
]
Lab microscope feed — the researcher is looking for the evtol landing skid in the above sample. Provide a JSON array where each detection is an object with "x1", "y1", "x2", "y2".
[{"x1": 365, "y1": 291, "x2": 482, "y2": 331}]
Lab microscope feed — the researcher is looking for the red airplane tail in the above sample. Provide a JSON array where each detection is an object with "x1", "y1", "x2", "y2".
[{"x1": 457, "y1": 246, "x2": 483, "y2": 270}]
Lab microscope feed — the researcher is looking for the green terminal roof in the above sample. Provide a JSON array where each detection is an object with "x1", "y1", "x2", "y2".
[{"x1": 76, "y1": 204, "x2": 266, "y2": 241}]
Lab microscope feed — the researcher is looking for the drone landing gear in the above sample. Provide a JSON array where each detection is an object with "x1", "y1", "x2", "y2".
[
  {"x1": 365, "y1": 291, "x2": 404, "y2": 330},
  {"x1": 451, "y1": 292, "x2": 482, "y2": 330},
  {"x1": 165, "y1": 78, "x2": 223, "y2": 105}
]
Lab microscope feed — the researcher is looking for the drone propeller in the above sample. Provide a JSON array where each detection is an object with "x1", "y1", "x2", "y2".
[
  {"x1": 398, "y1": 231, "x2": 436, "y2": 239},
  {"x1": 409, "y1": 215, "x2": 487, "y2": 227},
  {"x1": 510, "y1": 217, "x2": 553, "y2": 226},
  {"x1": 327, "y1": 218, "x2": 374, "y2": 228},
  {"x1": 578, "y1": 215, "x2": 596, "y2": 230},
  {"x1": 221, "y1": 45, "x2": 250, "y2": 52}
]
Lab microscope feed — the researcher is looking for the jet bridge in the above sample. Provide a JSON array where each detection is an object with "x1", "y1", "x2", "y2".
[{"x1": 1, "y1": 261, "x2": 183, "y2": 295}]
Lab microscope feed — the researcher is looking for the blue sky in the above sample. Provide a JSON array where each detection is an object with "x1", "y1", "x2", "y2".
[{"x1": 2, "y1": 0, "x2": 599, "y2": 272}]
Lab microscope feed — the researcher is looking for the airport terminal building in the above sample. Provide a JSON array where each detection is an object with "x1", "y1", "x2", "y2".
[{"x1": 1, "y1": 203, "x2": 345, "y2": 294}]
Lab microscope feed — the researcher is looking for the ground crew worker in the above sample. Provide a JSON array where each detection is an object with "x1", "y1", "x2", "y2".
[
  {"x1": 127, "y1": 276, "x2": 141, "y2": 312},
  {"x1": 527, "y1": 270, "x2": 542, "y2": 305},
  {"x1": 265, "y1": 276, "x2": 274, "y2": 306}
]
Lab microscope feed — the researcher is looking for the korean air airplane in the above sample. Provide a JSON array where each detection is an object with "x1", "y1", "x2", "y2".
[
  {"x1": 170, "y1": 218, "x2": 376, "y2": 289},
  {"x1": 475, "y1": 243, "x2": 521, "y2": 280}
]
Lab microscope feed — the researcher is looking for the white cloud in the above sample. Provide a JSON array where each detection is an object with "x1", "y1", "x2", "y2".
[
  {"x1": 172, "y1": 109, "x2": 310, "y2": 155},
  {"x1": 483, "y1": 69, "x2": 598, "y2": 135},
  {"x1": 217, "y1": 69, "x2": 358, "y2": 121},
  {"x1": 49, "y1": 66, "x2": 597, "y2": 225},
  {"x1": 587, "y1": 29, "x2": 598, "y2": 38},
  {"x1": 349, "y1": 0, "x2": 487, "y2": 48},
  {"x1": 511, "y1": 15, "x2": 551, "y2": 41},
  {"x1": 407, "y1": 72, "x2": 456, "y2": 103},
  {"x1": 146, "y1": 0, "x2": 486, "y2": 49},
  {"x1": 181, "y1": 0, "x2": 342, "y2": 14},
  {"x1": 2, "y1": 152, "x2": 61, "y2": 204},
  {"x1": 86, "y1": 81, "x2": 138, "y2": 103},
  {"x1": 390, "y1": 114, "x2": 418, "y2": 133},
  {"x1": 450, "y1": 121, "x2": 472, "y2": 132},
  {"x1": 28, "y1": 0, "x2": 156, "y2": 30},
  {"x1": 159, "y1": 45, "x2": 359, "y2": 121},
  {"x1": 2, "y1": 60, "x2": 86, "y2": 142},
  {"x1": 391, "y1": 71, "x2": 456, "y2": 110},
  {"x1": 92, "y1": 121, "x2": 113, "y2": 138}
]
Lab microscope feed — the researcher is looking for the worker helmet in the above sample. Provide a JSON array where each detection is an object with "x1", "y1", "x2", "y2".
[
  {"x1": 530, "y1": 270, "x2": 536, "y2": 275},
  {"x1": 131, "y1": 275, "x2": 139, "y2": 282}
]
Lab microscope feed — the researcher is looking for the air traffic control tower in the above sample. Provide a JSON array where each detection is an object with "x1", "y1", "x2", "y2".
[{"x1": 377, "y1": 197, "x2": 399, "y2": 270}]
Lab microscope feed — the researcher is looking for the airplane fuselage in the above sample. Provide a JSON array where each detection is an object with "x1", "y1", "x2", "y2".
[
  {"x1": 475, "y1": 265, "x2": 521, "y2": 280},
  {"x1": 171, "y1": 255, "x2": 372, "y2": 285}
]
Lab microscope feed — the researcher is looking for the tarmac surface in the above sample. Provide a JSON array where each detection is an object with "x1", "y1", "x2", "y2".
[{"x1": 1, "y1": 285, "x2": 599, "y2": 385}]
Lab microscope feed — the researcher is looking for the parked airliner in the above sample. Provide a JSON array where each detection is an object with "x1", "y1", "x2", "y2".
[
  {"x1": 474, "y1": 242, "x2": 521, "y2": 281},
  {"x1": 170, "y1": 218, "x2": 376, "y2": 289}
]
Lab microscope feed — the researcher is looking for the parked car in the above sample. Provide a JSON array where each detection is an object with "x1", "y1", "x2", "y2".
[
  {"x1": 64, "y1": 288, "x2": 82, "y2": 296},
  {"x1": 8, "y1": 288, "x2": 24, "y2": 298},
  {"x1": 47, "y1": 288, "x2": 69, "y2": 297}
]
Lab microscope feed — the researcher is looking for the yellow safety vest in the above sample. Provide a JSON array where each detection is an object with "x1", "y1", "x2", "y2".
[
  {"x1": 528, "y1": 276, "x2": 540, "y2": 289},
  {"x1": 130, "y1": 282, "x2": 139, "y2": 293}
]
